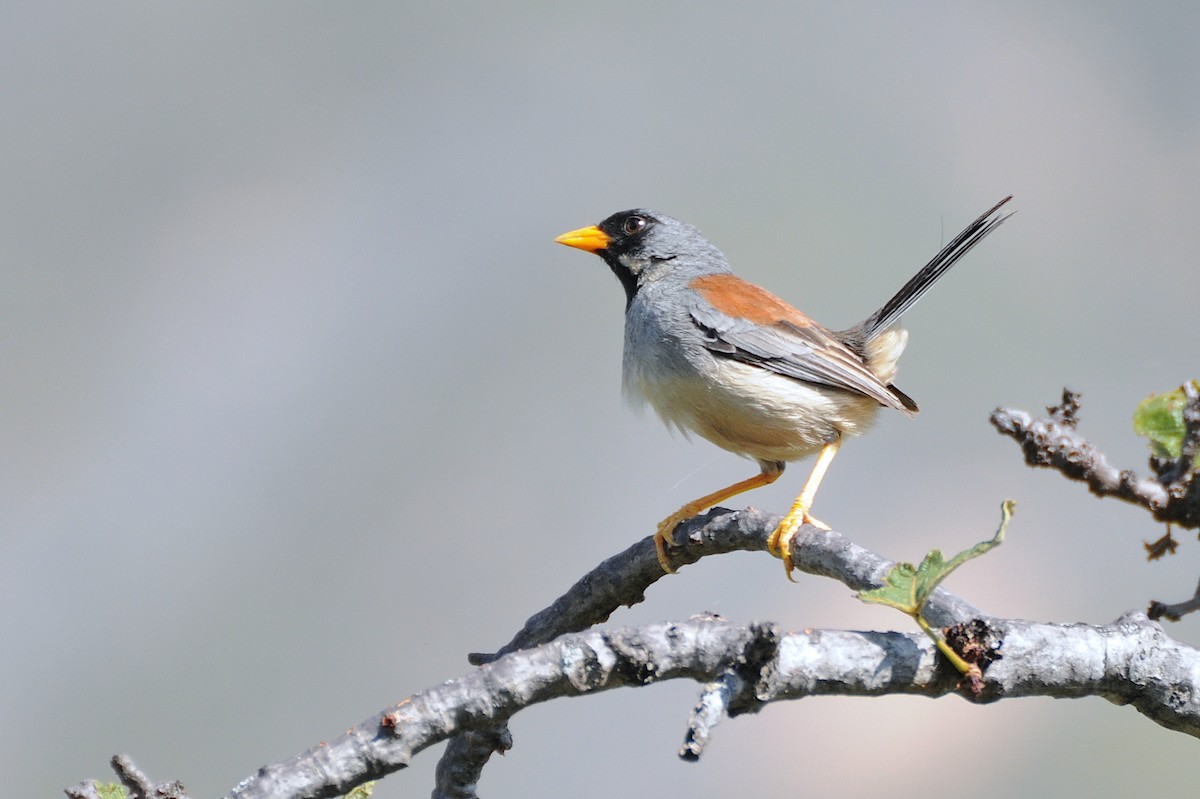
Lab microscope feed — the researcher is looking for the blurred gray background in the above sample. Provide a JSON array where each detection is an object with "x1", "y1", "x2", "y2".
[{"x1": 5, "y1": 3, "x2": 1199, "y2": 797}]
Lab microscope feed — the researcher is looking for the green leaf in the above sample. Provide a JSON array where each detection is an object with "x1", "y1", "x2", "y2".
[
  {"x1": 859, "y1": 501, "x2": 1014, "y2": 679},
  {"x1": 345, "y1": 782, "x2": 376, "y2": 799},
  {"x1": 95, "y1": 784, "x2": 128, "y2": 799},
  {"x1": 1133, "y1": 381, "x2": 1199, "y2": 459},
  {"x1": 858, "y1": 561, "x2": 921, "y2": 612},
  {"x1": 860, "y1": 500, "x2": 1012, "y2": 616}
]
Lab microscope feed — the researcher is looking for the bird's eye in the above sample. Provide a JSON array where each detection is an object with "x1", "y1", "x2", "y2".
[{"x1": 622, "y1": 215, "x2": 646, "y2": 235}]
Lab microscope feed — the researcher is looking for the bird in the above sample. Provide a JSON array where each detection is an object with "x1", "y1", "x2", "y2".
[{"x1": 555, "y1": 197, "x2": 1013, "y2": 579}]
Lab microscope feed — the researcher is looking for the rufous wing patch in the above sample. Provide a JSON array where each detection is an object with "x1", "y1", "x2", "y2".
[{"x1": 690, "y1": 274, "x2": 814, "y2": 328}]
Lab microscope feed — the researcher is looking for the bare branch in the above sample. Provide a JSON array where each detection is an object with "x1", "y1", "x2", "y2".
[
  {"x1": 73, "y1": 509, "x2": 989, "y2": 799},
  {"x1": 67, "y1": 509, "x2": 1200, "y2": 799},
  {"x1": 993, "y1": 388, "x2": 1200, "y2": 622},
  {"x1": 1150, "y1": 576, "x2": 1200, "y2": 622},
  {"x1": 991, "y1": 388, "x2": 1199, "y2": 527},
  {"x1": 680, "y1": 670, "x2": 744, "y2": 761},
  {"x1": 437, "y1": 507, "x2": 982, "y2": 797},
  {"x1": 66, "y1": 755, "x2": 190, "y2": 799},
  {"x1": 64, "y1": 783, "x2": 105, "y2": 799},
  {"x1": 471, "y1": 507, "x2": 981, "y2": 668},
  {"x1": 206, "y1": 612, "x2": 1200, "y2": 799},
  {"x1": 432, "y1": 727, "x2": 511, "y2": 799},
  {"x1": 112, "y1": 754, "x2": 157, "y2": 799}
]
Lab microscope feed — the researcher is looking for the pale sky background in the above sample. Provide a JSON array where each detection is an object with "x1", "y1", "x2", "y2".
[{"x1": 5, "y1": 3, "x2": 1200, "y2": 798}]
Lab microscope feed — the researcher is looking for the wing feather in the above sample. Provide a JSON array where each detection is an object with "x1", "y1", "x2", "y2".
[{"x1": 686, "y1": 290, "x2": 916, "y2": 414}]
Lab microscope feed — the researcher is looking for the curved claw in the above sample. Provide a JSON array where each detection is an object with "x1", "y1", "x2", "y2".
[
  {"x1": 655, "y1": 516, "x2": 683, "y2": 574},
  {"x1": 766, "y1": 521, "x2": 799, "y2": 583},
  {"x1": 769, "y1": 513, "x2": 829, "y2": 582}
]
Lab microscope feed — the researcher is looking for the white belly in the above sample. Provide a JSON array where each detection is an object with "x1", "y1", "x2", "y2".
[{"x1": 626, "y1": 354, "x2": 881, "y2": 465}]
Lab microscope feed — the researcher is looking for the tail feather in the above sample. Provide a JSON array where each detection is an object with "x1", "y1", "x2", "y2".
[{"x1": 842, "y1": 195, "x2": 1014, "y2": 346}]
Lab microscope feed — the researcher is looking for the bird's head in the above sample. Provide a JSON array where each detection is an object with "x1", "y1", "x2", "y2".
[{"x1": 555, "y1": 209, "x2": 728, "y2": 308}]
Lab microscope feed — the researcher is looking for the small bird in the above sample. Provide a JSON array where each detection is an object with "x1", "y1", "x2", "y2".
[{"x1": 555, "y1": 197, "x2": 1013, "y2": 578}]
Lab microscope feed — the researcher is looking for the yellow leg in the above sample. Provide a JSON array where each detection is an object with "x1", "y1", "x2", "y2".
[
  {"x1": 655, "y1": 467, "x2": 782, "y2": 573},
  {"x1": 767, "y1": 438, "x2": 841, "y2": 582}
]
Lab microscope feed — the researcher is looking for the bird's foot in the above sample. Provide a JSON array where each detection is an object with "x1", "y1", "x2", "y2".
[
  {"x1": 654, "y1": 513, "x2": 688, "y2": 574},
  {"x1": 767, "y1": 509, "x2": 830, "y2": 582}
]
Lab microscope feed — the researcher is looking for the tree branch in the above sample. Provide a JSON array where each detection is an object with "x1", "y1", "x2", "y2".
[
  {"x1": 67, "y1": 509, "x2": 987, "y2": 799},
  {"x1": 435, "y1": 507, "x2": 982, "y2": 798},
  {"x1": 990, "y1": 387, "x2": 1199, "y2": 528},
  {"x1": 78, "y1": 611, "x2": 1200, "y2": 799},
  {"x1": 472, "y1": 506, "x2": 981, "y2": 668},
  {"x1": 1150, "y1": 577, "x2": 1200, "y2": 622},
  {"x1": 65, "y1": 467, "x2": 1200, "y2": 799},
  {"x1": 66, "y1": 754, "x2": 187, "y2": 799},
  {"x1": 680, "y1": 668, "x2": 744, "y2": 761},
  {"x1": 992, "y1": 387, "x2": 1200, "y2": 621}
]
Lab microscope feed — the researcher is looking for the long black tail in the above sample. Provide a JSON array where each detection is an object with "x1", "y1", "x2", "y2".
[{"x1": 843, "y1": 195, "x2": 1014, "y2": 344}]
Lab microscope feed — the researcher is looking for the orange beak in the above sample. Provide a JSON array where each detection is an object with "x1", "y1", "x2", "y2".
[{"x1": 554, "y1": 225, "x2": 610, "y2": 253}]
